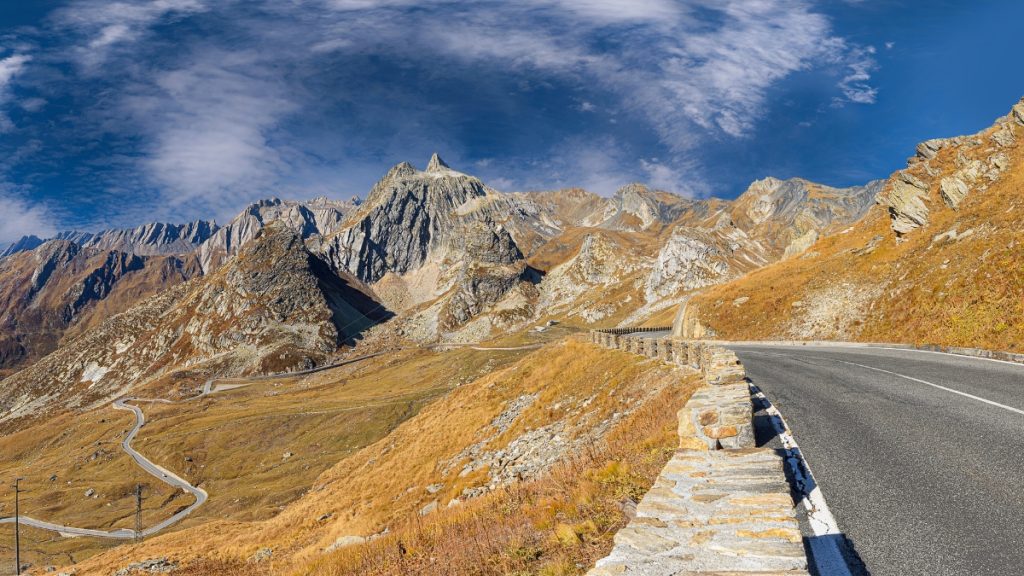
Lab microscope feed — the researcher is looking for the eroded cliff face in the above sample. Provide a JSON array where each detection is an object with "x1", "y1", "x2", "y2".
[
  {"x1": 875, "y1": 99, "x2": 1022, "y2": 236},
  {"x1": 0, "y1": 240, "x2": 201, "y2": 374},
  {"x1": 196, "y1": 197, "x2": 357, "y2": 272},
  {"x1": 0, "y1": 224, "x2": 388, "y2": 427},
  {"x1": 687, "y1": 97, "x2": 1024, "y2": 350}
]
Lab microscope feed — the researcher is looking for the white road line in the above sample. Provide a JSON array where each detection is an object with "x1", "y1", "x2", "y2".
[
  {"x1": 727, "y1": 341, "x2": 1024, "y2": 370},
  {"x1": 830, "y1": 358, "x2": 1024, "y2": 416},
  {"x1": 749, "y1": 384, "x2": 853, "y2": 576}
]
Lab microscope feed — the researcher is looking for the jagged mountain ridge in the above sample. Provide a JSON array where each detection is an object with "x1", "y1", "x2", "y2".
[
  {"x1": 0, "y1": 153, "x2": 881, "y2": 390},
  {"x1": 684, "y1": 97, "x2": 1024, "y2": 350},
  {"x1": 0, "y1": 240, "x2": 202, "y2": 374},
  {"x1": 2, "y1": 221, "x2": 219, "y2": 259},
  {"x1": 0, "y1": 223, "x2": 390, "y2": 428}
]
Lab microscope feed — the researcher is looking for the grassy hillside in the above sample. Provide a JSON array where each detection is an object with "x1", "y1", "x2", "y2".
[
  {"x1": 686, "y1": 101, "x2": 1024, "y2": 352},
  {"x1": 0, "y1": 345, "x2": 530, "y2": 571},
  {"x1": 59, "y1": 339, "x2": 697, "y2": 576}
]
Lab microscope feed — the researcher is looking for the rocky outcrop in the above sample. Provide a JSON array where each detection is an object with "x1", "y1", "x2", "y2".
[
  {"x1": 645, "y1": 229, "x2": 733, "y2": 301},
  {"x1": 0, "y1": 240, "x2": 200, "y2": 373},
  {"x1": 878, "y1": 97, "x2": 1021, "y2": 235},
  {"x1": 877, "y1": 171, "x2": 931, "y2": 235},
  {"x1": 0, "y1": 224, "x2": 388, "y2": 425},
  {"x1": 731, "y1": 176, "x2": 881, "y2": 252},
  {"x1": 197, "y1": 197, "x2": 357, "y2": 272},
  {"x1": 939, "y1": 176, "x2": 969, "y2": 209},
  {"x1": 324, "y1": 155, "x2": 493, "y2": 284},
  {"x1": 605, "y1": 183, "x2": 691, "y2": 230}
]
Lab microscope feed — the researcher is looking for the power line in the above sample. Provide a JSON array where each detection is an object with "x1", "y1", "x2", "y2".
[{"x1": 135, "y1": 484, "x2": 143, "y2": 544}]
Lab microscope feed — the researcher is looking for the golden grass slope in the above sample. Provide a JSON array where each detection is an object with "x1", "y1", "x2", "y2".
[
  {"x1": 59, "y1": 338, "x2": 696, "y2": 576},
  {"x1": 687, "y1": 99, "x2": 1024, "y2": 352},
  {"x1": 0, "y1": 345, "x2": 529, "y2": 571}
]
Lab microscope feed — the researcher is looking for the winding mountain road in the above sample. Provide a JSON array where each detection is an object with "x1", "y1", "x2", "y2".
[
  {"x1": 731, "y1": 343, "x2": 1024, "y2": 576},
  {"x1": 0, "y1": 351, "x2": 390, "y2": 540}
]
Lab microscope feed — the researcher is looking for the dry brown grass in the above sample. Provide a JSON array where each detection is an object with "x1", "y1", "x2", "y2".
[
  {"x1": 688, "y1": 117, "x2": 1024, "y2": 352},
  {"x1": 59, "y1": 339, "x2": 696, "y2": 576},
  {"x1": 1, "y1": 345, "x2": 532, "y2": 570},
  {"x1": 302, "y1": 381, "x2": 687, "y2": 576}
]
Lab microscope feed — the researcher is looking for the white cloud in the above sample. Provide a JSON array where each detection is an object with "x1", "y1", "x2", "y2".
[
  {"x1": 53, "y1": 0, "x2": 209, "y2": 70},
  {"x1": 119, "y1": 50, "x2": 297, "y2": 214},
  {"x1": 831, "y1": 44, "x2": 879, "y2": 106},
  {"x1": 0, "y1": 54, "x2": 31, "y2": 132},
  {"x1": 0, "y1": 188, "x2": 56, "y2": 244},
  {"x1": 640, "y1": 159, "x2": 691, "y2": 194}
]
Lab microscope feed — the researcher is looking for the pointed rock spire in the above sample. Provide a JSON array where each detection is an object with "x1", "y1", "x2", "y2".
[{"x1": 426, "y1": 153, "x2": 449, "y2": 173}]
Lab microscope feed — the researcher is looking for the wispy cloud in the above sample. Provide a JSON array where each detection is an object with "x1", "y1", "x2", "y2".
[
  {"x1": 832, "y1": 44, "x2": 879, "y2": 106},
  {"x1": 0, "y1": 53, "x2": 31, "y2": 132},
  {"x1": 0, "y1": 0, "x2": 881, "y2": 233},
  {"x1": 0, "y1": 185, "x2": 56, "y2": 244},
  {"x1": 118, "y1": 49, "x2": 296, "y2": 212},
  {"x1": 52, "y1": 0, "x2": 209, "y2": 70}
]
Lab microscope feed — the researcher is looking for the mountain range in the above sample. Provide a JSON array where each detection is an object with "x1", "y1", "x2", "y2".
[
  {"x1": 2, "y1": 96, "x2": 1022, "y2": 576},
  {"x1": 0, "y1": 152, "x2": 880, "y2": 423}
]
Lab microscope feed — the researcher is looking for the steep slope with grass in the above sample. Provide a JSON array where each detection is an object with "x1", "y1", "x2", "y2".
[
  {"x1": 0, "y1": 241, "x2": 201, "y2": 376},
  {"x1": 684, "y1": 97, "x2": 1024, "y2": 352},
  {"x1": 61, "y1": 339, "x2": 698, "y2": 576}
]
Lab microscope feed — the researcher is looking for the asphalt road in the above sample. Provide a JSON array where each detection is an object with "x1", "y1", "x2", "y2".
[{"x1": 731, "y1": 344, "x2": 1024, "y2": 576}]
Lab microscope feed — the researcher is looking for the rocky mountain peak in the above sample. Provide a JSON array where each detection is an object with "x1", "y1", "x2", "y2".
[
  {"x1": 426, "y1": 152, "x2": 450, "y2": 173},
  {"x1": 605, "y1": 183, "x2": 690, "y2": 230},
  {"x1": 1, "y1": 234, "x2": 45, "y2": 258}
]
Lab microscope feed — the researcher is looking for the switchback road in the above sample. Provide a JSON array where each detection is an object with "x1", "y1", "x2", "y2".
[
  {"x1": 732, "y1": 343, "x2": 1024, "y2": 576},
  {"x1": 0, "y1": 350, "x2": 390, "y2": 540}
]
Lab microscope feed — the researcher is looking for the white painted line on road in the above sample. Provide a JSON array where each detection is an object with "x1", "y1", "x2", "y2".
[
  {"x1": 867, "y1": 346, "x2": 1024, "y2": 370},
  {"x1": 750, "y1": 384, "x2": 853, "y2": 576},
  {"x1": 831, "y1": 359, "x2": 1024, "y2": 416},
  {"x1": 727, "y1": 341, "x2": 1024, "y2": 370}
]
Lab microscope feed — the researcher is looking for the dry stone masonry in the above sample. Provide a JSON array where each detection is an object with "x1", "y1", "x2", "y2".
[{"x1": 587, "y1": 329, "x2": 809, "y2": 575}]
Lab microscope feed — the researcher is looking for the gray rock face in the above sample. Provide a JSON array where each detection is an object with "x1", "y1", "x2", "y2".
[
  {"x1": 916, "y1": 138, "x2": 946, "y2": 160},
  {"x1": 197, "y1": 197, "x2": 356, "y2": 273},
  {"x1": 991, "y1": 123, "x2": 1016, "y2": 148},
  {"x1": 939, "y1": 176, "x2": 969, "y2": 209},
  {"x1": 323, "y1": 155, "x2": 494, "y2": 283},
  {"x1": 3, "y1": 221, "x2": 217, "y2": 260},
  {"x1": 608, "y1": 183, "x2": 690, "y2": 230},
  {"x1": 1012, "y1": 97, "x2": 1024, "y2": 125},
  {"x1": 0, "y1": 234, "x2": 45, "y2": 258},
  {"x1": 84, "y1": 221, "x2": 218, "y2": 257},
  {"x1": 646, "y1": 229, "x2": 732, "y2": 301},
  {"x1": 732, "y1": 176, "x2": 881, "y2": 251},
  {"x1": 877, "y1": 171, "x2": 930, "y2": 235}
]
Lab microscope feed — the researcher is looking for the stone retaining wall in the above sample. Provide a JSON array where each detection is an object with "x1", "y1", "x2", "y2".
[{"x1": 586, "y1": 330, "x2": 809, "y2": 575}]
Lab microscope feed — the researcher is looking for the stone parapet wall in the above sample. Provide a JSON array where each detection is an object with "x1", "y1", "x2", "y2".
[
  {"x1": 590, "y1": 331, "x2": 753, "y2": 452},
  {"x1": 588, "y1": 449, "x2": 809, "y2": 576},
  {"x1": 586, "y1": 330, "x2": 809, "y2": 574}
]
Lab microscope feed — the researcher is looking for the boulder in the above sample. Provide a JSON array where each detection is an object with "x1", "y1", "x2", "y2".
[
  {"x1": 1012, "y1": 98, "x2": 1024, "y2": 125},
  {"x1": 878, "y1": 172, "x2": 930, "y2": 234},
  {"x1": 991, "y1": 124, "x2": 1016, "y2": 148},
  {"x1": 916, "y1": 138, "x2": 945, "y2": 160},
  {"x1": 939, "y1": 177, "x2": 969, "y2": 209}
]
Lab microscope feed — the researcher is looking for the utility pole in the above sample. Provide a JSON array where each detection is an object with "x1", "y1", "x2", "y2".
[
  {"x1": 134, "y1": 483, "x2": 143, "y2": 544},
  {"x1": 14, "y1": 477, "x2": 22, "y2": 576}
]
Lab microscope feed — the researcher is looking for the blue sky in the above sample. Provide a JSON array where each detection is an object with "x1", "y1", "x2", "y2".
[{"x1": 0, "y1": 0, "x2": 1022, "y2": 243}]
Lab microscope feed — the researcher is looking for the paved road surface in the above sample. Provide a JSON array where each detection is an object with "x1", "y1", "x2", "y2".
[{"x1": 732, "y1": 344, "x2": 1024, "y2": 576}]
